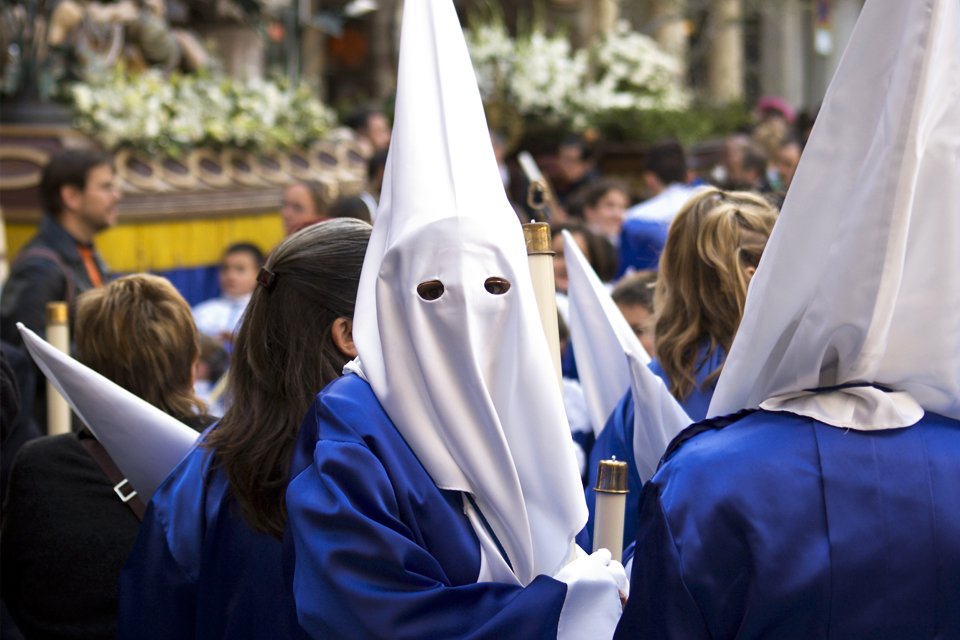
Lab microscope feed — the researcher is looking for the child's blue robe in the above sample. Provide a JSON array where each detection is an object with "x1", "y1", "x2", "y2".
[
  {"x1": 284, "y1": 373, "x2": 571, "y2": 639},
  {"x1": 117, "y1": 432, "x2": 304, "y2": 639}
]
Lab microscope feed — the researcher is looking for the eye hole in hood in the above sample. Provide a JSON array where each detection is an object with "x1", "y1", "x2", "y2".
[
  {"x1": 417, "y1": 279, "x2": 445, "y2": 301},
  {"x1": 484, "y1": 277, "x2": 511, "y2": 295}
]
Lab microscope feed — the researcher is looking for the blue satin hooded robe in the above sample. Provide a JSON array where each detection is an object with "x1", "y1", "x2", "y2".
[
  {"x1": 284, "y1": 373, "x2": 570, "y2": 639},
  {"x1": 615, "y1": 409, "x2": 960, "y2": 639},
  {"x1": 117, "y1": 430, "x2": 305, "y2": 639}
]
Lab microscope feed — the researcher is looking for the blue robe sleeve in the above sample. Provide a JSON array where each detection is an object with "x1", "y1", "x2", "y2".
[
  {"x1": 117, "y1": 502, "x2": 197, "y2": 640},
  {"x1": 286, "y1": 420, "x2": 567, "y2": 639},
  {"x1": 583, "y1": 390, "x2": 643, "y2": 551},
  {"x1": 613, "y1": 482, "x2": 710, "y2": 639}
]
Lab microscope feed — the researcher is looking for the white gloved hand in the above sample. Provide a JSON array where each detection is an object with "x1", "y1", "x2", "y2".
[{"x1": 553, "y1": 547, "x2": 625, "y2": 640}]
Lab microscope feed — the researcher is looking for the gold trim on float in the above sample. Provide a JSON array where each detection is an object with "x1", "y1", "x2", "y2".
[{"x1": 0, "y1": 146, "x2": 49, "y2": 190}]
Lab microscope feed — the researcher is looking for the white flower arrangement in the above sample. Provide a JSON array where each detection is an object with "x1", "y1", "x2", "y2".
[
  {"x1": 68, "y1": 70, "x2": 336, "y2": 155},
  {"x1": 576, "y1": 20, "x2": 691, "y2": 120},
  {"x1": 510, "y1": 28, "x2": 589, "y2": 124},
  {"x1": 466, "y1": 19, "x2": 688, "y2": 132}
]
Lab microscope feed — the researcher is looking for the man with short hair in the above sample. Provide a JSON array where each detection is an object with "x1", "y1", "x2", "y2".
[
  {"x1": 625, "y1": 139, "x2": 701, "y2": 224},
  {"x1": 554, "y1": 134, "x2": 601, "y2": 210},
  {"x1": 774, "y1": 137, "x2": 803, "y2": 192},
  {"x1": 1, "y1": 149, "x2": 120, "y2": 344}
]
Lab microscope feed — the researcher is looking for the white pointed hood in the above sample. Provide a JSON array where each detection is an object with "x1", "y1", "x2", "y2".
[
  {"x1": 350, "y1": 0, "x2": 585, "y2": 584},
  {"x1": 18, "y1": 324, "x2": 199, "y2": 500},
  {"x1": 708, "y1": 0, "x2": 960, "y2": 429},
  {"x1": 563, "y1": 232, "x2": 691, "y2": 480}
]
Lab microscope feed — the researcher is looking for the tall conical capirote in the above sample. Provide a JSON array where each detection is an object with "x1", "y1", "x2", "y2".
[
  {"x1": 348, "y1": 0, "x2": 586, "y2": 584},
  {"x1": 709, "y1": 0, "x2": 960, "y2": 429},
  {"x1": 563, "y1": 231, "x2": 690, "y2": 481},
  {"x1": 18, "y1": 323, "x2": 199, "y2": 500}
]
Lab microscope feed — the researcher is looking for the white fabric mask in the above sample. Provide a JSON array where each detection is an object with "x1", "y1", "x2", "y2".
[
  {"x1": 350, "y1": 0, "x2": 585, "y2": 585},
  {"x1": 708, "y1": 0, "x2": 960, "y2": 430}
]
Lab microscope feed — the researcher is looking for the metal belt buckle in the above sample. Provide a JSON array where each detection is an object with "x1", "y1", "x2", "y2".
[{"x1": 113, "y1": 479, "x2": 139, "y2": 503}]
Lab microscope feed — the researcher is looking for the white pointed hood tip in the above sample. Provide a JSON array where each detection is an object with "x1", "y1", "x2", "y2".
[
  {"x1": 563, "y1": 232, "x2": 690, "y2": 480},
  {"x1": 18, "y1": 324, "x2": 199, "y2": 500},
  {"x1": 708, "y1": 0, "x2": 960, "y2": 430},
  {"x1": 350, "y1": 0, "x2": 585, "y2": 584}
]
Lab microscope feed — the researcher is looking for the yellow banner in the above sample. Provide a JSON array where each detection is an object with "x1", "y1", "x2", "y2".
[{"x1": 5, "y1": 213, "x2": 284, "y2": 273}]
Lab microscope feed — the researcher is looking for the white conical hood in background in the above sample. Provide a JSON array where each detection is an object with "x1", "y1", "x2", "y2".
[
  {"x1": 565, "y1": 230, "x2": 648, "y2": 436},
  {"x1": 563, "y1": 232, "x2": 690, "y2": 481},
  {"x1": 349, "y1": 0, "x2": 585, "y2": 585},
  {"x1": 709, "y1": 0, "x2": 960, "y2": 429},
  {"x1": 18, "y1": 324, "x2": 199, "y2": 500}
]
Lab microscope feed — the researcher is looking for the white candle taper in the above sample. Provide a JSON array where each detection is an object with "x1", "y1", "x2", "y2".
[
  {"x1": 593, "y1": 458, "x2": 628, "y2": 562},
  {"x1": 45, "y1": 302, "x2": 71, "y2": 435},
  {"x1": 523, "y1": 222, "x2": 562, "y2": 390}
]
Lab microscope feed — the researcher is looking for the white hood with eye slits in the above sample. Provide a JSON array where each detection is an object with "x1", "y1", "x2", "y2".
[{"x1": 347, "y1": 0, "x2": 586, "y2": 585}]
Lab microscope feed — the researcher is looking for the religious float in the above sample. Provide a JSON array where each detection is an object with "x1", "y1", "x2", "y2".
[{"x1": 0, "y1": 0, "x2": 368, "y2": 304}]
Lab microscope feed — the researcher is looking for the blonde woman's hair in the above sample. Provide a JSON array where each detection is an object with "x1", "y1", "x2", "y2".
[
  {"x1": 654, "y1": 188, "x2": 778, "y2": 401},
  {"x1": 75, "y1": 274, "x2": 206, "y2": 419}
]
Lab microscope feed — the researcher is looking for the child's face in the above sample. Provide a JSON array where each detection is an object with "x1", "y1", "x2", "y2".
[
  {"x1": 584, "y1": 188, "x2": 628, "y2": 241},
  {"x1": 617, "y1": 302, "x2": 655, "y2": 357},
  {"x1": 220, "y1": 251, "x2": 259, "y2": 298},
  {"x1": 552, "y1": 231, "x2": 589, "y2": 294}
]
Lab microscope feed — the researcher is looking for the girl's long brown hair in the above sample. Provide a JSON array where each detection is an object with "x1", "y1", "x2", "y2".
[
  {"x1": 654, "y1": 188, "x2": 778, "y2": 401},
  {"x1": 204, "y1": 218, "x2": 371, "y2": 538}
]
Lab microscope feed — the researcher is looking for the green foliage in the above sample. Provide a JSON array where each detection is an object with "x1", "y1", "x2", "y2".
[{"x1": 588, "y1": 102, "x2": 752, "y2": 145}]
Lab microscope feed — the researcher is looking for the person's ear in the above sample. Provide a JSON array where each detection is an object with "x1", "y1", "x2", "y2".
[
  {"x1": 331, "y1": 317, "x2": 357, "y2": 359},
  {"x1": 743, "y1": 265, "x2": 757, "y2": 280},
  {"x1": 60, "y1": 184, "x2": 83, "y2": 213}
]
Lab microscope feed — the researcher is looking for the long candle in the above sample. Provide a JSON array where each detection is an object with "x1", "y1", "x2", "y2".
[
  {"x1": 45, "y1": 302, "x2": 71, "y2": 435},
  {"x1": 523, "y1": 222, "x2": 562, "y2": 390},
  {"x1": 593, "y1": 458, "x2": 628, "y2": 562}
]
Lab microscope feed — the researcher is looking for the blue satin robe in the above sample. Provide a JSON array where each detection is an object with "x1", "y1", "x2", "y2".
[
  {"x1": 285, "y1": 374, "x2": 569, "y2": 639},
  {"x1": 583, "y1": 348, "x2": 724, "y2": 550},
  {"x1": 615, "y1": 410, "x2": 960, "y2": 639},
  {"x1": 117, "y1": 432, "x2": 305, "y2": 639}
]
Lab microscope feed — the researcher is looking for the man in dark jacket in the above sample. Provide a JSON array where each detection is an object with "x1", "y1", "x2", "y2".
[
  {"x1": 1, "y1": 149, "x2": 119, "y2": 344},
  {"x1": 0, "y1": 150, "x2": 119, "y2": 438}
]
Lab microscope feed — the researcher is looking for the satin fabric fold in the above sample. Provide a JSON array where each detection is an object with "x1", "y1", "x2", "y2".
[
  {"x1": 284, "y1": 375, "x2": 569, "y2": 639},
  {"x1": 118, "y1": 431, "x2": 304, "y2": 639},
  {"x1": 615, "y1": 410, "x2": 960, "y2": 639}
]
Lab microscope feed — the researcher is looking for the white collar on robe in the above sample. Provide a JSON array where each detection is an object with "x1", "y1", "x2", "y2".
[
  {"x1": 708, "y1": 0, "x2": 960, "y2": 431},
  {"x1": 349, "y1": 0, "x2": 585, "y2": 586},
  {"x1": 18, "y1": 324, "x2": 199, "y2": 500},
  {"x1": 563, "y1": 232, "x2": 691, "y2": 480}
]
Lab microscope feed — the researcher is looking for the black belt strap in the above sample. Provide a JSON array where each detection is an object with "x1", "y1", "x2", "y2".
[{"x1": 79, "y1": 435, "x2": 146, "y2": 521}]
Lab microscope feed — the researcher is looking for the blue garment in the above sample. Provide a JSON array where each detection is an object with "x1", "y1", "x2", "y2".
[
  {"x1": 285, "y1": 374, "x2": 568, "y2": 639},
  {"x1": 583, "y1": 348, "x2": 723, "y2": 550},
  {"x1": 616, "y1": 409, "x2": 960, "y2": 639},
  {"x1": 118, "y1": 431, "x2": 304, "y2": 639},
  {"x1": 617, "y1": 217, "x2": 670, "y2": 277}
]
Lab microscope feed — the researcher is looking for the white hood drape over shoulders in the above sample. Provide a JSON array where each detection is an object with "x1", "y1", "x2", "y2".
[
  {"x1": 350, "y1": 0, "x2": 585, "y2": 585},
  {"x1": 708, "y1": 0, "x2": 960, "y2": 430}
]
